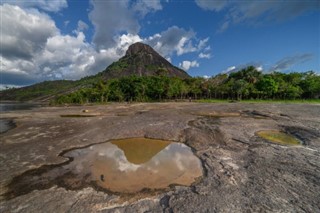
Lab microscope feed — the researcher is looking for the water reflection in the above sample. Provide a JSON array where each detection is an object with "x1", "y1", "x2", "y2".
[
  {"x1": 5, "y1": 138, "x2": 203, "y2": 198},
  {"x1": 0, "y1": 102, "x2": 39, "y2": 112},
  {"x1": 0, "y1": 102, "x2": 39, "y2": 134},
  {"x1": 0, "y1": 119, "x2": 16, "y2": 134},
  {"x1": 63, "y1": 138, "x2": 202, "y2": 193}
]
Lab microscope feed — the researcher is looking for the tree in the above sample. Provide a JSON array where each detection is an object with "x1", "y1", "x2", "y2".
[
  {"x1": 256, "y1": 75, "x2": 278, "y2": 98},
  {"x1": 300, "y1": 71, "x2": 320, "y2": 99}
]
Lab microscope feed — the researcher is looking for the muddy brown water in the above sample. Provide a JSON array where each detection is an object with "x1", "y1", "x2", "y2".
[{"x1": 4, "y1": 138, "x2": 203, "y2": 198}]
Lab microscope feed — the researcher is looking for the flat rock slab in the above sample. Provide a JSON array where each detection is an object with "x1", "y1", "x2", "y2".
[{"x1": 0, "y1": 103, "x2": 319, "y2": 212}]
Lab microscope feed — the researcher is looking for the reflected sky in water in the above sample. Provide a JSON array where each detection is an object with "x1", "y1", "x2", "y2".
[{"x1": 63, "y1": 138, "x2": 203, "y2": 193}]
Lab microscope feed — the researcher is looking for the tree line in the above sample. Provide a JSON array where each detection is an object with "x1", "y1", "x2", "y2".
[{"x1": 53, "y1": 66, "x2": 320, "y2": 104}]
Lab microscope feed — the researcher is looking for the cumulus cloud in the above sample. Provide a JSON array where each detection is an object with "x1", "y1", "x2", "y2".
[
  {"x1": 0, "y1": 4, "x2": 141, "y2": 85},
  {"x1": 1, "y1": 0, "x2": 67, "y2": 12},
  {"x1": 89, "y1": 0, "x2": 162, "y2": 49},
  {"x1": 195, "y1": 1, "x2": 320, "y2": 32},
  {"x1": 0, "y1": 4, "x2": 58, "y2": 60},
  {"x1": 179, "y1": 60, "x2": 199, "y2": 71},
  {"x1": 0, "y1": 3, "x2": 210, "y2": 87},
  {"x1": 271, "y1": 53, "x2": 314, "y2": 72}
]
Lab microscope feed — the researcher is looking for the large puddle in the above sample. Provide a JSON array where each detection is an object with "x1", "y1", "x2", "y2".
[
  {"x1": 4, "y1": 138, "x2": 202, "y2": 198},
  {"x1": 257, "y1": 130, "x2": 301, "y2": 146}
]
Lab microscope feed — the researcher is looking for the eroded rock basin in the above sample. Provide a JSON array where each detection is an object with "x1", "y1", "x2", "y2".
[
  {"x1": 4, "y1": 138, "x2": 202, "y2": 199},
  {"x1": 67, "y1": 138, "x2": 202, "y2": 193}
]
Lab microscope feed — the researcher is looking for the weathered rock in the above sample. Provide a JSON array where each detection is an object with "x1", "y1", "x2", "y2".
[{"x1": 0, "y1": 103, "x2": 319, "y2": 212}]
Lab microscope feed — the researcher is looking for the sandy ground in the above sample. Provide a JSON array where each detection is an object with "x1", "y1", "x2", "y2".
[{"x1": 0, "y1": 102, "x2": 319, "y2": 212}]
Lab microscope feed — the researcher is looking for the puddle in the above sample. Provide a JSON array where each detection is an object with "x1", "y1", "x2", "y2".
[
  {"x1": 257, "y1": 130, "x2": 301, "y2": 146},
  {"x1": 193, "y1": 112, "x2": 241, "y2": 118},
  {"x1": 60, "y1": 114, "x2": 99, "y2": 117},
  {"x1": 0, "y1": 119, "x2": 16, "y2": 134},
  {"x1": 4, "y1": 138, "x2": 202, "y2": 199},
  {"x1": 242, "y1": 110, "x2": 270, "y2": 119}
]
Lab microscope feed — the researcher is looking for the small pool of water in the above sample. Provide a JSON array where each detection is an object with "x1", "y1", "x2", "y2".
[
  {"x1": 5, "y1": 138, "x2": 203, "y2": 198},
  {"x1": 64, "y1": 138, "x2": 203, "y2": 193},
  {"x1": 0, "y1": 102, "x2": 40, "y2": 134},
  {"x1": 60, "y1": 114, "x2": 98, "y2": 117},
  {"x1": 0, "y1": 119, "x2": 16, "y2": 134},
  {"x1": 257, "y1": 130, "x2": 301, "y2": 146}
]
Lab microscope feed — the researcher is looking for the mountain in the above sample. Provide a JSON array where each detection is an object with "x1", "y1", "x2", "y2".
[
  {"x1": 0, "y1": 42, "x2": 190, "y2": 101},
  {"x1": 101, "y1": 42, "x2": 190, "y2": 79}
]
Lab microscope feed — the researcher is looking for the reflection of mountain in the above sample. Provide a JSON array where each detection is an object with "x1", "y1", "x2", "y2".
[{"x1": 111, "y1": 138, "x2": 171, "y2": 164}]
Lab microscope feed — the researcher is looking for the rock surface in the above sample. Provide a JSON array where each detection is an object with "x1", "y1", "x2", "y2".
[{"x1": 0, "y1": 103, "x2": 319, "y2": 212}]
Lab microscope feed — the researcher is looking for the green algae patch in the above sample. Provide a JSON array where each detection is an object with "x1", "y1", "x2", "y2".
[
  {"x1": 111, "y1": 138, "x2": 171, "y2": 164},
  {"x1": 257, "y1": 130, "x2": 301, "y2": 146}
]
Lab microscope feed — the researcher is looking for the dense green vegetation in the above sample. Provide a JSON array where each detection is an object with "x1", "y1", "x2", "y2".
[
  {"x1": 0, "y1": 74, "x2": 102, "y2": 101},
  {"x1": 53, "y1": 66, "x2": 320, "y2": 104}
]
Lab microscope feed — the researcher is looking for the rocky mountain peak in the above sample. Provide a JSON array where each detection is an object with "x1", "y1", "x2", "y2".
[
  {"x1": 125, "y1": 42, "x2": 156, "y2": 56},
  {"x1": 102, "y1": 42, "x2": 190, "y2": 79}
]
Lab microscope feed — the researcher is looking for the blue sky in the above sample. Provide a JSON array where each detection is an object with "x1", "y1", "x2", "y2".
[{"x1": 0, "y1": 0, "x2": 319, "y2": 88}]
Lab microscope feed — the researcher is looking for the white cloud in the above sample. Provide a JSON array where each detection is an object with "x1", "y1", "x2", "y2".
[
  {"x1": 0, "y1": 4, "x2": 140, "y2": 84},
  {"x1": 0, "y1": 4, "x2": 58, "y2": 60},
  {"x1": 179, "y1": 60, "x2": 199, "y2": 71},
  {"x1": 0, "y1": 84, "x2": 23, "y2": 91},
  {"x1": 0, "y1": 4, "x2": 210, "y2": 87},
  {"x1": 133, "y1": 0, "x2": 162, "y2": 16},
  {"x1": 89, "y1": 0, "x2": 163, "y2": 49},
  {"x1": 77, "y1": 20, "x2": 89, "y2": 32},
  {"x1": 271, "y1": 54, "x2": 313, "y2": 72},
  {"x1": 221, "y1": 64, "x2": 264, "y2": 74},
  {"x1": 195, "y1": 1, "x2": 320, "y2": 32},
  {"x1": 256, "y1": 66, "x2": 263, "y2": 72},
  {"x1": 199, "y1": 53, "x2": 211, "y2": 59},
  {"x1": 1, "y1": 0, "x2": 67, "y2": 12},
  {"x1": 222, "y1": 66, "x2": 236, "y2": 74},
  {"x1": 64, "y1": 20, "x2": 70, "y2": 27},
  {"x1": 89, "y1": 0, "x2": 140, "y2": 49},
  {"x1": 195, "y1": 0, "x2": 228, "y2": 11},
  {"x1": 145, "y1": 26, "x2": 210, "y2": 58}
]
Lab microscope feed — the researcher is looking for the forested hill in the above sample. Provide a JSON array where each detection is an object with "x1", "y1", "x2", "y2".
[
  {"x1": 1, "y1": 42, "x2": 319, "y2": 102},
  {"x1": 0, "y1": 42, "x2": 189, "y2": 102},
  {"x1": 101, "y1": 42, "x2": 189, "y2": 79},
  {"x1": 53, "y1": 67, "x2": 320, "y2": 104}
]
